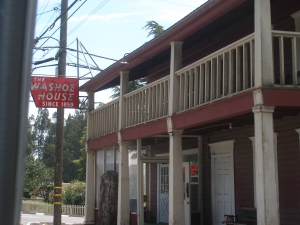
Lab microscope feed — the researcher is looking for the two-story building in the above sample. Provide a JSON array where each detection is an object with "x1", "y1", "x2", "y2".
[{"x1": 81, "y1": 0, "x2": 300, "y2": 224}]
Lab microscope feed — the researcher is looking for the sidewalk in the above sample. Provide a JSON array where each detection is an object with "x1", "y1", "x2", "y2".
[{"x1": 21, "y1": 212, "x2": 84, "y2": 225}]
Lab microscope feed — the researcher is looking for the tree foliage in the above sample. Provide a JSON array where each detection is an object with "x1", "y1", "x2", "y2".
[
  {"x1": 26, "y1": 106, "x2": 87, "y2": 187},
  {"x1": 72, "y1": 128, "x2": 87, "y2": 180},
  {"x1": 63, "y1": 181, "x2": 86, "y2": 205},
  {"x1": 23, "y1": 156, "x2": 54, "y2": 201},
  {"x1": 110, "y1": 78, "x2": 146, "y2": 99},
  {"x1": 143, "y1": 20, "x2": 165, "y2": 38}
]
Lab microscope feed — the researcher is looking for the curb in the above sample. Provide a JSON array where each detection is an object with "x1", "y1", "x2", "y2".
[{"x1": 27, "y1": 223, "x2": 84, "y2": 225}]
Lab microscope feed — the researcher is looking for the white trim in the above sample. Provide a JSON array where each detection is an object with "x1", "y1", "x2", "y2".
[{"x1": 209, "y1": 140, "x2": 235, "y2": 225}]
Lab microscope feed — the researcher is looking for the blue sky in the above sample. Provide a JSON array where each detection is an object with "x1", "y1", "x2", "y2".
[{"x1": 30, "y1": 0, "x2": 207, "y2": 117}]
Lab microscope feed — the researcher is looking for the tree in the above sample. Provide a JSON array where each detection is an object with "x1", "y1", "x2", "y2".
[
  {"x1": 143, "y1": 20, "x2": 165, "y2": 38},
  {"x1": 32, "y1": 108, "x2": 53, "y2": 159},
  {"x1": 23, "y1": 156, "x2": 54, "y2": 201},
  {"x1": 62, "y1": 109, "x2": 87, "y2": 182},
  {"x1": 110, "y1": 78, "x2": 146, "y2": 99},
  {"x1": 72, "y1": 127, "x2": 87, "y2": 180},
  {"x1": 26, "y1": 115, "x2": 36, "y2": 156}
]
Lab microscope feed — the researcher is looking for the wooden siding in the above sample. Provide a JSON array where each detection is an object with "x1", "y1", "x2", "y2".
[{"x1": 275, "y1": 116, "x2": 300, "y2": 225}]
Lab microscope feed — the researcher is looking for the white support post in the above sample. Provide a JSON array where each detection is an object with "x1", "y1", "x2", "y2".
[
  {"x1": 119, "y1": 71, "x2": 129, "y2": 130},
  {"x1": 145, "y1": 145, "x2": 151, "y2": 220},
  {"x1": 117, "y1": 132, "x2": 130, "y2": 225},
  {"x1": 169, "y1": 41, "x2": 183, "y2": 115},
  {"x1": 137, "y1": 139, "x2": 144, "y2": 225},
  {"x1": 252, "y1": 96, "x2": 280, "y2": 225},
  {"x1": 84, "y1": 91, "x2": 95, "y2": 225},
  {"x1": 103, "y1": 147, "x2": 106, "y2": 173},
  {"x1": 113, "y1": 145, "x2": 117, "y2": 172},
  {"x1": 87, "y1": 92, "x2": 94, "y2": 140},
  {"x1": 168, "y1": 120, "x2": 184, "y2": 225},
  {"x1": 84, "y1": 150, "x2": 95, "y2": 224},
  {"x1": 249, "y1": 132, "x2": 278, "y2": 208},
  {"x1": 198, "y1": 136, "x2": 203, "y2": 225},
  {"x1": 254, "y1": 0, "x2": 274, "y2": 87}
]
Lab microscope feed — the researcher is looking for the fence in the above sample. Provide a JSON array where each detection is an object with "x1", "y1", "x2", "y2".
[
  {"x1": 22, "y1": 201, "x2": 84, "y2": 216},
  {"x1": 123, "y1": 75, "x2": 170, "y2": 127},
  {"x1": 89, "y1": 98, "x2": 119, "y2": 139},
  {"x1": 176, "y1": 33, "x2": 255, "y2": 112}
]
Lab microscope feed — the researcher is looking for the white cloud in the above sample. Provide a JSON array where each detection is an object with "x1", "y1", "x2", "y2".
[{"x1": 68, "y1": 11, "x2": 151, "y2": 23}]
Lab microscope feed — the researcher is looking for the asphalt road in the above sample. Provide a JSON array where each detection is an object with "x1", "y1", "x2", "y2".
[{"x1": 20, "y1": 213, "x2": 84, "y2": 225}]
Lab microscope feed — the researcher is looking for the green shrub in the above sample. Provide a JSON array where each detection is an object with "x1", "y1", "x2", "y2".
[{"x1": 63, "y1": 181, "x2": 85, "y2": 205}]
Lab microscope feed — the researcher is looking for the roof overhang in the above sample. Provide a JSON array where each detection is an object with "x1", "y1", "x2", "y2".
[{"x1": 79, "y1": 0, "x2": 246, "y2": 93}]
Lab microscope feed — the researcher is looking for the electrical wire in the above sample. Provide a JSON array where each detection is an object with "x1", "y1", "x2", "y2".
[
  {"x1": 37, "y1": 7, "x2": 59, "y2": 16},
  {"x1": 67, "y1": 0, "x2": 109, "y2": 37},
  {"x1": 36, "y1": 5, "x2": 60, "y2": 39},
  {"x1": 33, "y1": 0, "x2": 87, "y2": 55},
  {"x1": 36, "y1": 0, "x2": 51, "y2": 24},
  {"x1": 34, "y1": 0, "x2": 80, "y2": 47}
]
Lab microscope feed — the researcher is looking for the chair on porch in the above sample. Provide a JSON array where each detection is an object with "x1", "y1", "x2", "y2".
[{"x1": 223, "y1": 207, "x2": 257, "y2": 225}]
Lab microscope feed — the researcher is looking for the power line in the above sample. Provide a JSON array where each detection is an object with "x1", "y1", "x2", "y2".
[
  {"x1": 33, "y1": 0, "x2": 87, "y2": 55},
  {"x1": 34, "y1": 0, "x2": 80, "y2": 46},
  {"x1": 37, "y1": 5, "x2": 60, "y2": 38},
  {"x1": 67, "y1": 0, "x2": 109, "y2": 37},
  {"x1": 36, "y1": 6, "x2": 60, "y2": 16},
  {"x1": 36, "y1": 0, "x2": 51, "y2": 24}
]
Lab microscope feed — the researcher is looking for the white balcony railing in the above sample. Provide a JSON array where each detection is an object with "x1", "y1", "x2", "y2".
[
  {"x1": 176, "y1": 33, "x2": 255, "y2": 112},
  {"x1": 272, "y1": 30, "x2": 300, "y2": 86},
  {"x1": 89, "y1": 98, "x2": 119, "y2": 138},
  {"x1": 88, "y1": 31, "x2": 300, "y2": 139},
  {"x1": 124, "y1": 76, "x2": 170, "y2": 127}
]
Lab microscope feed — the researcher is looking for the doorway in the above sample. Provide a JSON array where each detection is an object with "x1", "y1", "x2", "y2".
[
  {"x1": 209, "y1": 140, "x2": 235, "y2": 225},
  {"x1": 158, "y1": 163, "x2": 191, "y2": 225}
]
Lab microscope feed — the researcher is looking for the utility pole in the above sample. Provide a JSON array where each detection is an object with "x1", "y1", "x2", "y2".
[{"x1": 54, "y1": 0, "x2": 68, "y2": 224}]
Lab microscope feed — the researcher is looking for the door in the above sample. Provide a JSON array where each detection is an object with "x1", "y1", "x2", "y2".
[
  {"x1": 213, "y1": 156, "x2": 233, "y2": 225},
  {"x1": 183, "y1": 162, "x2": 191, "y2": 225},
  {"x1": 158, "y1": 163, "x2": 191, "y2": 224},
  {"x1": 158, "y1": 164, "x2": 169, "y2": 223}
]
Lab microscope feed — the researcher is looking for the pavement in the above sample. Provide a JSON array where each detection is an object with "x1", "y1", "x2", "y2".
[{"x1": 20, "y1": 212, "x2": 84, "y2": 225}]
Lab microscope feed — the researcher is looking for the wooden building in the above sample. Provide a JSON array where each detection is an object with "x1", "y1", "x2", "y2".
[{"x1": 80, "y1": 0, "x2": 300, "y2": 224}]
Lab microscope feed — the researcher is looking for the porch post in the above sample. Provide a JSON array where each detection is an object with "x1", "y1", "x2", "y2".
[
  {"x1": 137, "y1": 139, "x2": 144, "y2": 225},
  {"x1": 84, "y1": 92, "x2": 95, "y2": 225},
  {"x1": 119, "y1": 70, "x2": 129, "y2": 129},
  {"x1": 252, "y1": 91, "x2": 280, "y2": 225},
  {"x1": 168, "y1": 127, "x2": 184, "y2": 225},
  {"x1": 145, "y1": 145, "x2": 151, "y2": 221},
  {"x1": 254, "y1": 0, "x2": 274, "y2": 87},
  {"x1": 198, "y1": 136, "x2": 203, "y2": 225},
  {"x1": 84, "y1": 151, "x2": 96, "y2": 224},
  {"x1": 169, "y1": 41, "x2": 183, "y2": 115},
  {"x1": 117, "y1": 132, "x2": 130, "y2": 224}
]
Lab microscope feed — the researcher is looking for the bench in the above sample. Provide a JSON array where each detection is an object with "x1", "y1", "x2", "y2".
[{"x1": 223, "y1": 207, "x2": 257, "y2": 225}]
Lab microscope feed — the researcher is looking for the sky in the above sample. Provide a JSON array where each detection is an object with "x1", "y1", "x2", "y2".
[{"x1": 30, "y1": 0, "x2": 208, "y2": 117}]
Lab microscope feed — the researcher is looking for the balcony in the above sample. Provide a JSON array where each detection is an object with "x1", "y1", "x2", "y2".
[{"x1": 88, "y1": 30, "x2": 300, "y2": 140}]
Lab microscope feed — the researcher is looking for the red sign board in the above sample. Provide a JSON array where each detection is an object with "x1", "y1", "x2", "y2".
[{"x1": 31, "y1": 76, "x2": 79, "y2": 109}]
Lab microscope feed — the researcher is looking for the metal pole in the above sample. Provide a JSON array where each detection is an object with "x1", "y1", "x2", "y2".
[
  {"x1": 0, "y1": 1, "x2": 37, "y2": 224},
  {"x1": 54, "y1": 0, "x2": 68, "y2": 224}
]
